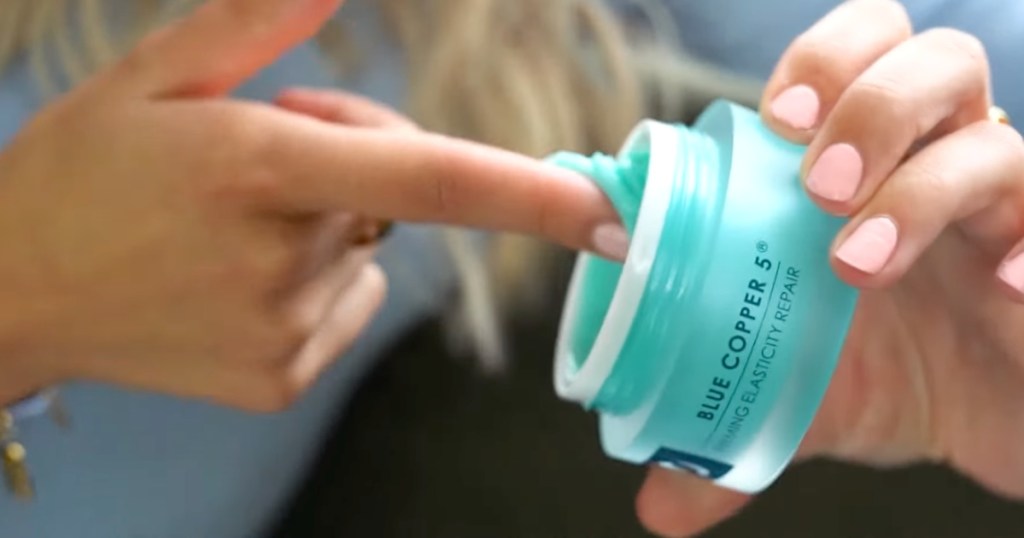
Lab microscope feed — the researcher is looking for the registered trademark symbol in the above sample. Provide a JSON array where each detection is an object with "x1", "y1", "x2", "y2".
[{"x1": 756, "y1": 241, "x2": 769, "y2": 253}]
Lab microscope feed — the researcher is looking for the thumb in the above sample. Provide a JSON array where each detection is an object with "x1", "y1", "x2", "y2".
[
  {"x1": 106, "y1": 0, "x2": 343, "y2": 98},
  {"x1": 635, "y1": 467, "x2": 751, "y2": 537}
]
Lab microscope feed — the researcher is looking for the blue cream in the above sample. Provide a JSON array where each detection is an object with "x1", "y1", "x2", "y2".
[{"x1": 548, "y1": 100, "x2": 858, "y2": 493}]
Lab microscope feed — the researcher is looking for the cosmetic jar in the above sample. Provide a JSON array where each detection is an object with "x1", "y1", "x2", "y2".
[{"x1": 548, "y1": 100, "x2": 858, "y2": 493}]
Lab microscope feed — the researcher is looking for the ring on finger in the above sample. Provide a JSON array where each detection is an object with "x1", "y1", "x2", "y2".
[
  {"x1": 989, "y1": 106, "x2": 1012, "y2": 126},
  {"x1": 348, "y1": 216, "x2": 394, "y2": 246}
]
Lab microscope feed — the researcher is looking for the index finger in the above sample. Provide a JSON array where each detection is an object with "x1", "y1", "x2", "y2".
[{"x1": 243, "y1": 107, "x2": 621, "y2": 254}]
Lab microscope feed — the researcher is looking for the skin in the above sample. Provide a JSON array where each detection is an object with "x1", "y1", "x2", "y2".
[
  {"x1": 634, "y1": 1, "x2": 1024, "y2": 536},
  {"x1": 1, "y1": 0, "x2": 1023, "y2": 535},
  {"x1": 0, "y1": 0, "x2": 621, "y2": 410}
]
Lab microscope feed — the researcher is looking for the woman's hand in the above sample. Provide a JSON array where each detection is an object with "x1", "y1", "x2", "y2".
[
  {"x1": 636, "y1": 0, "x2": 1024, "y2": 535},
  {"x1": 0, "y1": 0, "x2": 619, "y2": 410}
]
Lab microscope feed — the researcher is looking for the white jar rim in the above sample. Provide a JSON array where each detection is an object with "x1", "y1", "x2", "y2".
[{"x1": 553, "y1": 120, "x2": 681, "y2": 405}]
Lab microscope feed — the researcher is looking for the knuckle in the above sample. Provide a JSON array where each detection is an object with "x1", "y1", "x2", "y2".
[
  {"x1": 842, "y1": 76, "x2": 928, "y2": 140},
  {"x1": 229, "y1": 318, "x2": 307, "y2": 366},
  {"x1": 919, "y1": 28, "x2": 988, "y2": 68},
  {"x1": 229, "y1": 353, "x2": 311, "y2": 413},
  {"x1": 254, "y1": 242, "x2": 302, "y2": 285},
  {"x1": 226, "y1": 245, "x2": 300, "y2": 293},
  {"x1": 421, "y1": 146, "x2": 460, "y2": 217},
  {"x1": 272, "y1": 315, "x2": 312, "y2": 351},
  {"x1": 870, "y1": 0, "x2": 913, "y2": 35},
  {"x1": 246, "y1": 373, "x2": 308, "y2": 413},
  {"x1": 194, "y1": 106, "x2": 283, "y2": 206},
  {"x1": 790, "y1": 0, "x2": 912, "y2": 78},
  {"x1": 264, "y1": 318, "x2": 309, "y2": 358},
  {"x1": 787, "y1": 36, "x2": 859, "y2": 82},
  {"x1": 901, "y1": 161, "x2": 951, "y2": 204},
  {"x1": 847, "y1": 76, "x2": 914, "y2": 128},
  {"x1": 850, "y1": 75, "x2": 906, "y2": 108},
  {"x1": 838, "y1": 0, "x2": 913, "y2": 38},
  {"x1": 432, "y1": 173, "x2": 455, "y2": 217}
]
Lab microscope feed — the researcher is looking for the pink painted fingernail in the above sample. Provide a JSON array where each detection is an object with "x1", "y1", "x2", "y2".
[
  {"x1": 997, "y1": 252, "x2": 1024, "y2": 292},
  {"x1": 806, "y1": 143, "x2": 863, "y2": 202},
  {"x1": 770, "y1": 85, "x2": 820, "y2": 130},
  {"x1": 835, "y1": 217, "x2": 898, "y2": 275},
  {"x1": 592, "y1": 223, "x2": 629, "y2": 261}
]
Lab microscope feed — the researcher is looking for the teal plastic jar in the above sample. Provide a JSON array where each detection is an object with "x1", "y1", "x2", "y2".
[{"x1": 548, "y1": 100, "x2": 858, "y2": 493}]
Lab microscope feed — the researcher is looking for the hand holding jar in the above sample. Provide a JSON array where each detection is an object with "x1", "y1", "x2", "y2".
[{"x1": 634, "y1": 1, "x2": 1024, "y2": 536}]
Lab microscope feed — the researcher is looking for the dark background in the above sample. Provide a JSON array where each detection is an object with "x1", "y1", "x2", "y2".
[{"x1": 272, "y1": 256, "x2": 1024, "y2": 538}]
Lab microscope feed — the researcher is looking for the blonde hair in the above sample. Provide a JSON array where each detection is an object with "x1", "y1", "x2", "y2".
[{"x1": 0, "y1": 0, "x2": 704, "y2": 370}]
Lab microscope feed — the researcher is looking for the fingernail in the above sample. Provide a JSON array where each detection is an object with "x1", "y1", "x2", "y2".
[
  {"x1": 592, "y1": 223, "x2": 629, "y2": 261},
  {"x1": 835, "y1": 217, "x2": 898, "y2": 275},
  {"x1": 770, "y1": 85, "x2": 820, "y2": 130},
  {"x1": 997, "y1": 252, "x2": 1024, "y2": 292},
  {"x1": 806, "y1": 143, "x2": 863, "y2": 202}
]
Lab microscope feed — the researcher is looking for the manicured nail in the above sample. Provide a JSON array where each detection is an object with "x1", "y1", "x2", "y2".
[
  {"x1": 997, "y1": 252, "x2": 1024, "y2": 292},
  {"x1": 806, "y1": 143, "x2": 863, "y2": 202},
  {"x1": 592, "y1": 223, "x2": 629, "y2": 261},
  {"x1": 770, "y1": 85, "x2": 820, "y2": 130},
  {"x1": 835, "y1": 217, "x2": 898, "y2": 275}
]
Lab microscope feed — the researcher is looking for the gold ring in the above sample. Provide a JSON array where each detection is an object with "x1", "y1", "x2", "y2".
[
  {"x1": 989, "y1": 106, "x2": 1011, "y2": 126},
  {"x1": 350, "y1": 217, "x2": 394, "y2": 247}
]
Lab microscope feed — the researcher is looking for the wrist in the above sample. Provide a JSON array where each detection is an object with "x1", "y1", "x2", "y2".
[
  {"x1": 0, "y1": 291, "x2": 54, "y2": 407},
  {"x1": 0, "y1": 334, "x2": 46, "y2": 407},
  {"x1": 0, "y1": 169, "x2": 62, "y2": 406},
  {"x1": 0, "y1": 369, "x2": 46, "y2": 409}
]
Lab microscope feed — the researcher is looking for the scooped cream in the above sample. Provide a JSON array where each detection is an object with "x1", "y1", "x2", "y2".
[{"x1": 546, "y1": 150, "x2": 650, "y2": 235}]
